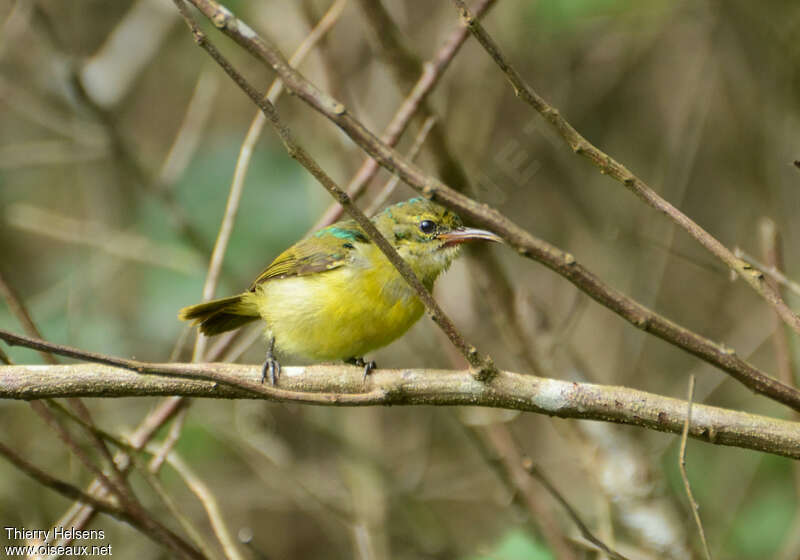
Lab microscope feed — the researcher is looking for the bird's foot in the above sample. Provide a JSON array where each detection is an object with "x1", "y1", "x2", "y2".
[
  {"x1": 346, "y1": 357, "x2": 376, "y2": 385},
  {"x1": 261, "y1": 337, "x2": 281, "y2": 385}
]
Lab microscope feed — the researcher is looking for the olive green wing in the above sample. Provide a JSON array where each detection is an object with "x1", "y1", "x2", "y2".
[{"x1": 249, "y1": 221, "x2": 369, "y2": 289}]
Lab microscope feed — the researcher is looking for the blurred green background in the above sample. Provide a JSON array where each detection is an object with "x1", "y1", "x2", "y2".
[{"x1": 1, "y1": 0, "x2": 799, "y2": 558}]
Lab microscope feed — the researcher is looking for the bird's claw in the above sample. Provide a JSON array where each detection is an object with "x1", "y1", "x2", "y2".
[
  {"x1": 261, "y1": 357, "x2": 281, "y2": 385},
  {"x1": 348, "y1": 357, "x2": 376, "y2": 385},
  {"x1": 261, "y1": 337, "x2": 280, "y2": 385}
]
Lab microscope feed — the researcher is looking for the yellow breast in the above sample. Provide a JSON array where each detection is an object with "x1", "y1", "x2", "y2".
[{"x1": 246, "y1": 247, "x2": 425, "y2": 361}]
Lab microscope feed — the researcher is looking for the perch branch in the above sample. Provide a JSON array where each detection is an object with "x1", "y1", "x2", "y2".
[{"x1": 0, "y1": 337, "x2": 798, "y2": 460}]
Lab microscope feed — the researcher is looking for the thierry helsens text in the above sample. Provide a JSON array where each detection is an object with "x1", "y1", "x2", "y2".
[{"x1": 5, "y1": 527, "x2": 105, "y2": 541}]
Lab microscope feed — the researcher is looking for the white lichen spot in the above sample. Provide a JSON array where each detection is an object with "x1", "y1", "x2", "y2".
[
  {"x1": 22, "y1": 365, "x2": 51, "y2": 372},
  {"x1": 283, "y1": 366, "x2": 303, "y2": 378},
  {"x1": 237, "y1": 21, "x2": 258, "y2": 40},
  {"x1": 532, "y1": 379, "x2": 568, "y2": 411}
]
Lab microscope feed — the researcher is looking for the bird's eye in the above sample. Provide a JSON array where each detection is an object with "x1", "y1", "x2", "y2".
[{"x1": 419, "y1": 220, "x2": 436, "y2": 234}]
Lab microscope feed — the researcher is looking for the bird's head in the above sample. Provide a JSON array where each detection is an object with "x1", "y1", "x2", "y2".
[{"x1": 374, "y1": 197, "x2": 503, "y2": 283}]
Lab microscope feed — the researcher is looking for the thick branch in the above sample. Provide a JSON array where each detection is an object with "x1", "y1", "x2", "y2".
[{"x1": 1, "y1": 362, "x2": 798, "y2": 460}]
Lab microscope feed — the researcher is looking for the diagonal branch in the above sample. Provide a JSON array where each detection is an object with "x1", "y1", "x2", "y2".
[
  {"x1": 177, "y1": 0, "x2": 800, "y2": 412},
  {"x1": 449, "y1": 0, "x2": 800, "y2": 339},
  {"x1": 0, "y1": 437, "x2": 206, "y2": 560}
]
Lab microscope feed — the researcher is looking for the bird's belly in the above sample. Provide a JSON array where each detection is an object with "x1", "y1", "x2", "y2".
[{"x1": 253, "y1": 267, "x2": 424, "y2": 360}]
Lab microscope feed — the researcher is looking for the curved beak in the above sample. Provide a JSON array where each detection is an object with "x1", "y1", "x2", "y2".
[{"x1": 437, "y1": 227, "x2": 504, "y2": 247}]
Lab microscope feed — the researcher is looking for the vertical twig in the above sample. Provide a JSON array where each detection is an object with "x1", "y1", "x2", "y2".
[
  {"x1": 760, "y1": 218, "x2": 800, "y2": 559},
  {"x1": 759, "y1": 219, "x2": 798, "y2": 387},
  {"x1": 679, "y1": 375, "x2": 712, "y2": 560}
]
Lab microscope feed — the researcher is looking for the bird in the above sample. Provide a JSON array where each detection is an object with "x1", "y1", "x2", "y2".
[{"x1": 178, "y1": 197, "x2": 503, "y2": 384}]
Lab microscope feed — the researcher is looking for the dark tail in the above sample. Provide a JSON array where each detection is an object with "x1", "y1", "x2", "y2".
[{"x1": 178, "y1": 294, "x2": 259, "y2": 336}]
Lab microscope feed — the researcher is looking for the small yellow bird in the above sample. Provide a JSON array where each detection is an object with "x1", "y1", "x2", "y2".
[{"x1": 179, "y1": 197, "x2": 502, "y2": 383}]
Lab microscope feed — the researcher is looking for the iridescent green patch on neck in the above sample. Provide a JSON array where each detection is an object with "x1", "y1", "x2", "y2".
[{"x1": 317, "y1": 225, "x2": 369, "y2": 243}]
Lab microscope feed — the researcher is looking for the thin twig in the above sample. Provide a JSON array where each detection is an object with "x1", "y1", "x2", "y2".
[
  {"x1": 28, "y1": 400, "x2": 139, "y2": 516},
  {"x1": 365, "y1": 116, "x2": 436, "y2": 216},
  {"x1": 479, "y1": 424, "x2": 577, "y2": 559},
  {"x1": 0, "y1": 439, "x2": 121, "y2": 514},
  {"x1": 355, "y1": 1, "x2": 545, "y2": 390},
  {"x1": 759, "y1": 219, "x2": 800, "y2": 559},
  {"x1": 759, "y1": 219, "x2": 797, "y2": 387},
  {"x1": 43, "y1": 324, "x2": 258, "y2": 543},
  {"x1": 310, "y1": 0, "x2": 497, "y2": 230},
  {"x1": 38, "y1": 397, "x2": 189, "y2": 548},
  {"x1": 158, "y1": 68, "x2": 220, "y2": 187},
  {"x1": 157, "y1": 449, "x2": 247, "y2": 560},
  {"x1": 138, "y1": 466, "x2": 222, "y2": 560},
  {"x1": 173, "y1": 0, "x2": 496, "y2": 379},
  {"x1": 68, "y1": 66, "x2": 213, "y2": 258},
  {"x1": 520, "y1": 456, "x2": 630, "y2": 560},
  {"x1": 177, "y1": 0, "x2": 800, "y2": 411},
  {"x1": 679, "y1": 375, "x2": 712, "y2": 560},
  {"x1": 48, "y1": 397, "x2": 135, "y2": 502},
  {"x1": 449, "y1": 0, "x2": 800, "y2": 340},
  {"x1": 0, "y1": 267, "x2": 58, "y2": 365},
  {"x1": 149, "y1": 406, "x2": 189, "y2": 473},
  {"x1": 0, "y1": 438, "x2": 205, "y2": 560},
  {"x1": 735, "y1": 246, "x2": 800, "y2": 301},
  {"x1": 0, "y1": 268, "x2": 134, "y2": 521}
]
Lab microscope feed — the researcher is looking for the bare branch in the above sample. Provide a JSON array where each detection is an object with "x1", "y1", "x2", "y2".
[{"x1": 1, "y1": 359, "x2": 798, "y2": 460}]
